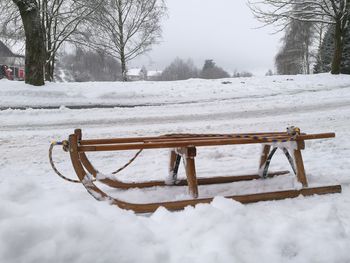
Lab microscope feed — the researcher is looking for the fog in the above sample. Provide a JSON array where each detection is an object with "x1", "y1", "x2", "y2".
[{"x1": 131, "y1": 0, "x2": 283, "y2": 75}]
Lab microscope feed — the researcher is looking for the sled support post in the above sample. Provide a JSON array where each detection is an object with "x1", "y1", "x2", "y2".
[
  {"x1": 168, "y1": 149, "x2": 178, "y2": 184},
  {"x1": 294, "y1": 140, "x2": 308, "y2": 187},
  {"x1": 69, "y1": 134, "x2": 85, "y2": 181},
  {"x1": 74, "y1": 129, "x2": 82, "y2": 140},
  {"x1": 259, "y1": 145, "x2": 271, "y2": 169},
  {"x1": 178, "y1": 147, "x2": 198, "y2": 198}
]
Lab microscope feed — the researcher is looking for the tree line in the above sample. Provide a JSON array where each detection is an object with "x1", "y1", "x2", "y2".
[
  {"x1": 57, "y1": 55, "x2": 250, "y2": 82},
  {"x1": 2, "y1": 1, "x2": 239, "y2": 85},
  {"x1": 249, "y1": 0, "x2": 350, "y2": 75},
  {"x1": 4, "y1": 1, "x2": 347, "y2": 85},
  {"x1": 158, "y1": 58, "x2": 232, "y2": 81},
  {"x1": 0, "y1": 0, "x2": 250, "y2": 85}
]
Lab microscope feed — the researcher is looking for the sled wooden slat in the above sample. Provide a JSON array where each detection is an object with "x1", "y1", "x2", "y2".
[
  {"x1": 80, "y1": 132, "x2": 289, "y2": 145},
  {"x1": 61, "y1": 128, "x2": 341, "y2": 213},
  {"x1": 78, "y1": 133, "x2": 335, "y2": 152}
]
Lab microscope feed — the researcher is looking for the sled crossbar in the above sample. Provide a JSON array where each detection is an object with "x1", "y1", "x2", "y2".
[{"x1": 64, "y1": 128, "x2": 341, "y2": 213}]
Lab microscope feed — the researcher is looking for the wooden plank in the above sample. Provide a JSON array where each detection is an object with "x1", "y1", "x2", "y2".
[
  {"x1": 93, "y1": 184, "x2": 342, "y2": 213},
  {"x1": 78, "y1": 133, "x2": 336, "y2": 152},
  {"x1": 80, "y1": 132, "x2": 289, "y2": 145},
  {"x1": 125, "y1": 185, "x2": 342, "y2": 213},
  {"x1": 91, "y1": 170, "x2": 290, "y2": 189}
]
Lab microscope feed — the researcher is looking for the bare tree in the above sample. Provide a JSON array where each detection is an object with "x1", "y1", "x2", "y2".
[
  {"x1": 81, "y1": 0, "x2": 167, "y2": 81},
  {"x1": 39, "y1": 0, "x2": 99, "y2": 81},
  {"x1": 0, "y1": 2, "x2": 24, "y2": 41},
  {"x1": 60, "y1": 48, "x2": 122, "y2": 81},
  {"x1": 1, "y1": 0, "x2": 100, "y2": 82},
  {"x1": 313, "y1": 21, "x2": 328, "y2": 72},
  {"x1": 275, "y1": 19, "x2": 315, "y2": 75},
  {"x1": 249, "y1": 0, "x2": 350, "y2": 74},
  {"x1": 12, "y1": 0, "x2": 45, "y2": 86},
  {"x1": 160, "y1": 58, "x2": 199, "y2": 81}
]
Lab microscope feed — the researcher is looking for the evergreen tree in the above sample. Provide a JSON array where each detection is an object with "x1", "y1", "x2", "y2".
[
  {"x1": 314, "y1": 26, "x2": 334, "y2": 73},
  {"x1": 249, "y1": 0, "x2": 350, "y2": 74},
  {"x1": 314, "y1": 24, "x2": 350, "y2": 74},
  {"x1": 200, "y1": 59, "x2": 230, "y2": 79}
]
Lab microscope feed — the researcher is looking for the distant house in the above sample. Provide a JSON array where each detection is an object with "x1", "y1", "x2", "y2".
[
  {"x1": 126, "y1": 68, "x2": 162, "y2": 81},
  {"x1": 0, "y1": 40, "x2": 25, "y2": 80},
  {"x1": 0, "y1": 40, "x2": 24, "y2": 67},
  {"x1": 127, "y1": 68, "x2": 144, "y2": 81}
]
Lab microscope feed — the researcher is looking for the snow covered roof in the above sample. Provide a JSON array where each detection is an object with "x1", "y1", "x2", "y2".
[
  {"x1": 0, "y1": 39, "x2": 25, "y2": 57},
  {"x1": 127, "y1": 68, "x2": 142, "y2": 76},
  {"x1": 0, "y1": 41, "x2": 13, "y2": 57}
]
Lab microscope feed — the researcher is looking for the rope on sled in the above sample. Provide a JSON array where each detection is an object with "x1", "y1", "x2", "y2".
[
  {"x1": 49, "y1": 141, "x2": 81, "y2": 183},
  {"x1": 49, "y1": 140, "x2": 143, "y2": 183},
  {"x1": 111, "y1": 149, "x2": 143, "y2": 174}
]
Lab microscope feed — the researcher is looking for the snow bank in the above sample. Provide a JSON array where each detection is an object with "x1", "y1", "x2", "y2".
[{"x1": 1, "y1": 74, "x2": 350, "y2": 263}]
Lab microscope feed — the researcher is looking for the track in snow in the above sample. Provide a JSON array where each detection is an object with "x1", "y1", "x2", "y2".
[{"x1": 1, "y1": 99, "x2": 349, "y2": 131}]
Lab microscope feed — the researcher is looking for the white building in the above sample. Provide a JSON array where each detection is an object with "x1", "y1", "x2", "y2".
[{"x1": 127, "y1": 68, "x2": 162, "y2": 81}]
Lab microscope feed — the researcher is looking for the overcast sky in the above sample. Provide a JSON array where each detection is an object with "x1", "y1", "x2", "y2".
[{"x1": 130, "y1": 0, "x2": 283, "y2": 75}]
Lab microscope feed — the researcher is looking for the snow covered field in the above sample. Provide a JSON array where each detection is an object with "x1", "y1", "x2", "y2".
[{"x1": 1, "y1": 74, "x2": 350, "y2": 263}]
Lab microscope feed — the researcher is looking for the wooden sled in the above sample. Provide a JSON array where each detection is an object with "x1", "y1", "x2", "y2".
[{"x1": 60, "y1": 128, "x2": 341, "y2": 213}]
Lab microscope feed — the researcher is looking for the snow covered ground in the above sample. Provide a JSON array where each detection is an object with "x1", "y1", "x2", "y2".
[{"x1": 1, "y1": 74, "x2": 350, "y2": 263}]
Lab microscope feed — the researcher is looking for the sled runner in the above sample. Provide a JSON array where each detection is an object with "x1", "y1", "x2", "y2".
[{"x1": 50, "y1": 127, "x2": 341, "y2": 213}]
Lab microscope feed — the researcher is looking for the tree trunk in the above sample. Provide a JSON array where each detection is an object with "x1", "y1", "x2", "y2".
[
  {"x1": 117, "y1": 0, "x2": 127, "y2": 81},
  {"x1": 331, "y1": 21, "x2": 343, "y2": 74},
  {"x1": 45, "y1": 60, "x2": 54, "y2": 81},
  {"x1": 305, "y1": 41, "x2": 310, "y2": 74},
  {"x1": 13, "y1": 0, "x2": 46, "y2": 86},
  {"x1": 45, "y1": 24, "x2": 53, "y2": 81},
  {"x1": 120, "y1": 55, "x2": 127, "y2": 81}
]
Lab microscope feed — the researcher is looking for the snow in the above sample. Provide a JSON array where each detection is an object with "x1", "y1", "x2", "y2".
[
  {"x1": 147, "y1": 70, "x2": 162, "y2": 77},
  {"x1": 1, "y1": 74, "x2": 350, "y2": 262},
  {"x1": 127, "y1": 68, "x2": 142, "y2": 76}
]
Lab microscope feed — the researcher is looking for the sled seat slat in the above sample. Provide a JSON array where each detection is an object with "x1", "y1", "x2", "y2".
[
  {"x1": 80, "y1": 132, "x2": 290, "y2": 145},
  {"x1": 78, "y1": 132, "x2": 335, "y2": 152}
]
